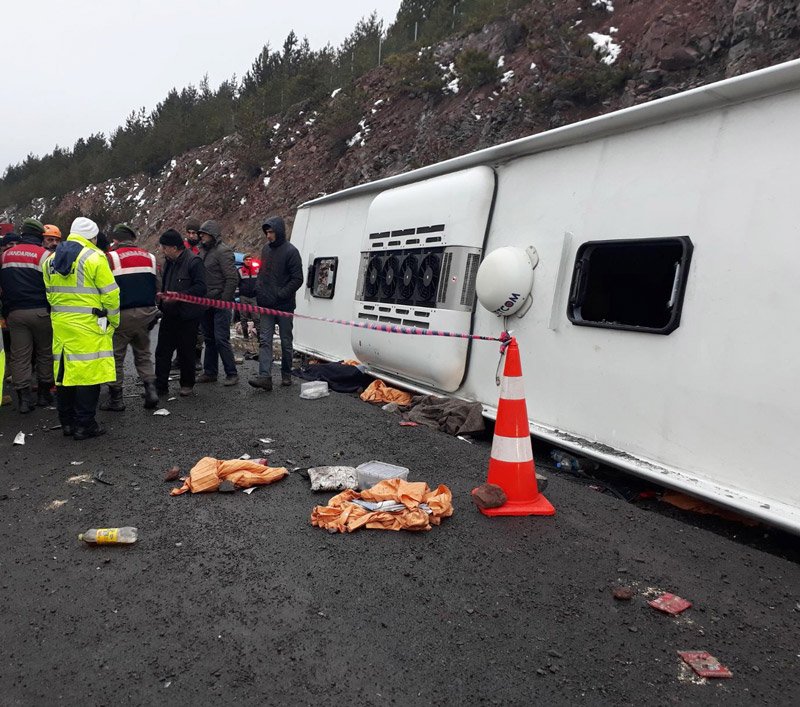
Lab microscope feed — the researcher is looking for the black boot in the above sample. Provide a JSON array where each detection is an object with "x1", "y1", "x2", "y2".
[
  {"x1": 62, "y1": 423, "x2": 75, "y2": 437},
  {"x1": 16, "y1": 387, "x2": 35, "y2": 414},
  {"x1": 73, "y1": 422, "x2": 106, "y2": 441},
  {"x1": 36, "y1": 382, "x2": 54, "y2": 407},
  {"x1": 142, "y1": 381, "x2": 159, "y2": 409},
  {"x1": 100, "y1": 386, "x2": 125, "y2": 412}
]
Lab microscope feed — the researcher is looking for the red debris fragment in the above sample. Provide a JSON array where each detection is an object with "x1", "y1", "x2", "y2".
[
  {"x1": 613, "y1": 586, "x2": 634, "y2": 601},
  {"x1": 399, "y1": 421, "x2": 419, "y2": 427},
  {"x1": 471, "y1": 483, "x2": 507, "y2": 510},
  {"x1": 648, "y1": 592, "x2": 692, "y2": 616},
  {"x1": 678, "y1": 651, "x2": 733, "y2": 678}
]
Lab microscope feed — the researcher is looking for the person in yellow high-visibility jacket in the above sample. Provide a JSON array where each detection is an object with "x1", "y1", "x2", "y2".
[{"x1": 43, "y1": 217, "x2": 120, "y2": 440}]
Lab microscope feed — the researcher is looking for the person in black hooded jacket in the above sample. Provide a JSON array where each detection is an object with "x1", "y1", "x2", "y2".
[{"x1": 249, "y1": 217, "x2": 303, "y2": 391}]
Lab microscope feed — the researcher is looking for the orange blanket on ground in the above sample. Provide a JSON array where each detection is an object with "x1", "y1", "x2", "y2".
[
  {"x1": 170, "y1": 457, "x2": 288, "y2": 496},
  {"x1": 359, "y1": 380, "x2": 414, "y2": 406},
  {"x1": 311, "y1": 479, "x2": 453, "y2": 533}
]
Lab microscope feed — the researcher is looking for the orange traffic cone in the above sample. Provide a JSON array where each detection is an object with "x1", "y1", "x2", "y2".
[{"x1": 477, "y1": 337, "x2": 555, "y2": 517}]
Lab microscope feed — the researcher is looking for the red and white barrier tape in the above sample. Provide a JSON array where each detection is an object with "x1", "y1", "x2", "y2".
[{"x1": 158, "y1": 291, "x2": 511, "y2": 345}]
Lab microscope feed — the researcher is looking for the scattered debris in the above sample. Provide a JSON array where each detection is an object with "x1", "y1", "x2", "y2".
[
  {"x1": 67, "y1": 474, "x2": 93, "y2": 484},
  {"x1": 242, "y1": 487, "x2": 257, "y2": 495},
  {"x1": 45, "y1": 500, "x2": 67, "y2": 510},
  {"x1": 164, "y1": 466, "x2": 181, "y2": 482},
  {"x1": 94, "y1": 470, "x2": 114, "y2": 486},
  {"x1": 79, "y1": 527, "x2": 138, "y2": 545},
  {"x1": 649, "y1": 593, "x2": 692, "y2": 616},
  {"x1": 308, "y1": 466, "x2": 358, "y2": 492},
  {"x1": 613, "y1": 586, "x2": 634, "y2": 601},
  {"x1": 399, "y1": 421, "x2": 418, "y2": 427},
  {"x1": 153, "y1": 409, "x2": 170, "y2": 416},
  {"x1": 13, "y1": 432, "x2": 25, "y2": 445},
  {"x1": 49, "y1": 424, "x2": 62, "y2": 431},
  {"x1": 356, "y1": 460, "x2": 410, "y2": 489},
  {"x1": 170, "y1": 456, "x2": 288, "y2": 495},
  {"x1": 258, "y1": 438, "x2": 274, "y2": 444},
  {"x1": 300, "y1": 381, "x2": 329, "y2": 399},
  {"x1": 660, "y1": 490, "x2": 759, "y2": 526},
  {"x1": 70, "y1": 461, "x2": 85, "y2": 466},
  {"x1": 168, "y1": 397, "x2": 177, "y2": 402},
  {"x1": 311, "y1": 479, "x2": 453, "y2": 533},
  {"x1": 678, "y1": 651, "x2": 733, "y2": 678},
  {"x1": 456, "y1": 435, "x2": 474, "y2": 444},
  {"x1": 239, "y1": 453, "x2": 251, "y2": 460},
  {"x1": 361, "y1": 380, "x2": 413, "y2": 407},
  {"x1": 471, "y1": 483, "x2": 507, "y2": 510}
]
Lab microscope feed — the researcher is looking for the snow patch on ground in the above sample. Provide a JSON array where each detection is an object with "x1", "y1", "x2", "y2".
[
  {"x1": 331, "y1": 88, "x2": 342, "y2": 98},
  {"x1": 588, "y1": 32, "x2": 622, "y2": 64},
  {"x1": 592, "y1": 0, "x2": 614, "y2": 11},
  {"x1": 500, "y1": 70, "x2": 515, "y2": 85},
  {"x1": 263, "y1": 177, "x2": 271, "y2": 188}
]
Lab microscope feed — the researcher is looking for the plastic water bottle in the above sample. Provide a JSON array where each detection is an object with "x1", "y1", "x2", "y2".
[
  {"x1": 79, "y1": 527, "x2": 138, "y2": 544},
  {"x1": 549, "y1": 450, "x2": 599, "y2": 474}
]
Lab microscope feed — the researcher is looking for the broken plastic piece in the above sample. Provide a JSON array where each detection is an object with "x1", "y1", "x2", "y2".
[
  {"x1": 13, "y1": 432, "x2": 25, "y2": 445},
  {"x1": 153, "y1": 408, "x2": 170, "y2": 416},
  {"x1": 300, "y1": 381, "x2": 329, "y2": 399},
  {"x1": 677, "y1": 651, "x2": 732, "y2": 678},
  {"x1": 399, "y1": 421, "x2": 418, "y2": 427},
  {"x1": 649, "y1": 592, "x2": 692, "y2": 616},
  {"x1": 243, "y1": 487, "x2": 256, "y2": 495},
  {"x1": 94, "y1": 470, "x2": 114, "y2": 486}
]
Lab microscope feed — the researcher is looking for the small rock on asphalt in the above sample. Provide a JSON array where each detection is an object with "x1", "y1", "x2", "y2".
[
  {"x1": 471, "y1": 483, "x2": 507, "y2": 510},
  {"x1": 613, "y1": 586, "x2": 634, "y2": 601}
]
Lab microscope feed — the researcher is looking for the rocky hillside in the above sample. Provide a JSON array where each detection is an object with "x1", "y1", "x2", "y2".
[{"x1": 3, "y1": 0, "x2": 798, "y2": 253}]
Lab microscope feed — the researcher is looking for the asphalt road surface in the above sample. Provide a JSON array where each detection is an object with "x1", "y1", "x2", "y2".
[{"x1": 1, "y1": 350, "x2": 798, "y2": 706}]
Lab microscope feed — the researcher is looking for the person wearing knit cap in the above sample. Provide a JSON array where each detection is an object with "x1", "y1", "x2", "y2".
[
  {"x1": 155, "y1": 229, "x2": 207, "y2": 396},
  {"x1": 197, "y1": 219, "x2": 239, "y2": 386},
  {"x1": 0, "y1": 216, "x2": 54, "y2": 411},
  {"x1": 185, "y1": 219, "x2": 201, "y2": 254},
  {"x1": 182, "y1": 218, "x2": 204, "y2": 366},
  {"x1": 43, "y1": 216, "x2": 120, "y2": 439},
  {"x1": 100, "y1": 222, "x2": 159, "y2": 411}
]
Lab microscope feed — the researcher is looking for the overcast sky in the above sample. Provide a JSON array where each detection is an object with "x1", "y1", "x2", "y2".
[{"x1": 1, "y1": 0, "x2": 402, "y2": 173}]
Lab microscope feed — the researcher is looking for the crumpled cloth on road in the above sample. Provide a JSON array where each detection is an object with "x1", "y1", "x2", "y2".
[
  {"x1": 295, "y1": 361, "x2": 373, "y2": 393},
  {"x1": 360, "y1": 379, "x2": 414, "y2": 407},
  {"x1": 404, "y1": 394, "x2": 485, "y2": 436},
  {"x1": 311, "y1": 479, "x2": 453, "y2": 533},
  {"x1": 170, "y1": 456, "x2": 288, "y2": 496}
]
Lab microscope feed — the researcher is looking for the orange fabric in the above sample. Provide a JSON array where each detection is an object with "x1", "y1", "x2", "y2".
[
  {"x1": 660, "y1": 491, "x2": 759, "y2": 526},
  {"x1": 170, "y1": 456, "x2": 288, "y2": 496},
  {"x1": 359, "y1": 380, "x2": 414, "y2": 406},
  {"x1": 342, "y1": 359, "x2": 360, "y2": 367},
  {"x1": 311, "y1": 479, "x2": 453, "y2": 533}
]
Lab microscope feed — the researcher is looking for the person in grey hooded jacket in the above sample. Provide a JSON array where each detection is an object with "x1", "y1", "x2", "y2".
[
  {"x1": 249, "y1": 216, "x2": 303, "y2": 391},
  {"x1": 196, "y1": 219, "x2": 239, "y2": 385}
]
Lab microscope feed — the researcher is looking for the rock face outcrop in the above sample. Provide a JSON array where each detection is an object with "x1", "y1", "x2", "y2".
[{"x1": 4, "y1": 0, "x2": 798, "y2": 252}]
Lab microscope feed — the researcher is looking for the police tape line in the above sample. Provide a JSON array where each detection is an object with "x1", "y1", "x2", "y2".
[{"x1": 158, "y1": 291, "x2": 511, "y2": 345}]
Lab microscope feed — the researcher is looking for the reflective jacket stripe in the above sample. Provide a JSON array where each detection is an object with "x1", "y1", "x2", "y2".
[
  {"x1": 54, "y1": 350, "x2": 114, "y2": 362},
  {"x1": 1, "y1": 261, "x2": 42, "y2": 270},
  {"x1": 48, "y1": 283, "x2": 120, "y2": 295}
]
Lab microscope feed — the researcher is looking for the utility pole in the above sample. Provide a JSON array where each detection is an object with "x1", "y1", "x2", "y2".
[{"x1": 378, "y1": 36, "x2": 383, "y2": 66}]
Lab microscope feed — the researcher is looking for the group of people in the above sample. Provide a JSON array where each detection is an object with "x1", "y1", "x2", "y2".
[{"x1": 0, "y1": 214, "x2": 304, "y2": 440}]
